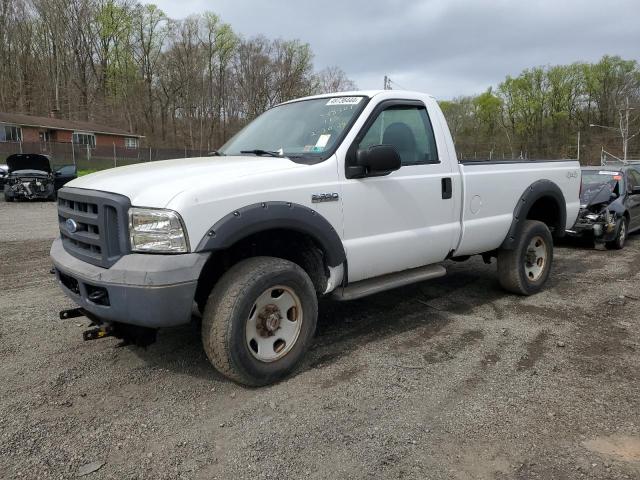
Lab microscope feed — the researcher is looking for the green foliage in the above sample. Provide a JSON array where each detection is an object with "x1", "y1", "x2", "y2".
[{"x1": 443, "y1": 56, "x2": 640, "y2": 162}]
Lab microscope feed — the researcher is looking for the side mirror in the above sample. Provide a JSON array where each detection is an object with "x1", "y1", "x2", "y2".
[
  {"x1": 632, "y1": 186, "x2": 640, "y2": 195},
  {"x1": 56, "y1": 165, "x2": 78, "y2": 177},
  {"x1": 353, "y1": 145, "x2": 401, "y2": 178}
]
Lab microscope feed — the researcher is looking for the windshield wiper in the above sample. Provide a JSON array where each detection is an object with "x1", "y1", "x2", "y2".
[{"x1": 240, "y1": 149, "x2": 282, "y2": 157}]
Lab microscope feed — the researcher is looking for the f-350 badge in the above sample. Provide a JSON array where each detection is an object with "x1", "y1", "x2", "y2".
[{"x1": 311, "y1": 193, "x2": 339, "y2": 203}]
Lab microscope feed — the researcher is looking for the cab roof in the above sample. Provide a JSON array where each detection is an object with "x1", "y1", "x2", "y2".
[{"x1": 277, "y1": 90, "x2": 435, "y2": 106}]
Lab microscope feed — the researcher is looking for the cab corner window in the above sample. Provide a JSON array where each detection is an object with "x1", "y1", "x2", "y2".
[{"x1": 358, "y1": 105, "x2": 438, "y2": 166}]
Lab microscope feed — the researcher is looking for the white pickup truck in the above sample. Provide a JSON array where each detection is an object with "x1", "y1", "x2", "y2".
[{"x1": 51, "y1": 90, "x2": 580, "y2": 385}]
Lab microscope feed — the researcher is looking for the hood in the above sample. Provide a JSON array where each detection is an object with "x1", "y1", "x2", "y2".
[
  {"x1": 65, "y1": 155, "x2": 306, "y2": 207},
  {"x1": 9, "y1": 169, "x2": 52, "y2": 177},
  {"x1": 6, "y1": 154, "x2": 52, "y2": 173},
  {"x1": 580, "y1": 181, "x2": 615, "y2": 207}
]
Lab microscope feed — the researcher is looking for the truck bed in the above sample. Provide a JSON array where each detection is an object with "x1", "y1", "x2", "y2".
[{"x1": 453, "y1": 159, "x2": 581, "y2": 256}]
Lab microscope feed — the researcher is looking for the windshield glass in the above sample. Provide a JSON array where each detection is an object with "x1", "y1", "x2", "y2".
[
  {"x1": 218, "y1": 96, "x2": 367, "y2": 161},
  {"x1": 582, "y1": 170, "x2": 623, "y2": 187}
]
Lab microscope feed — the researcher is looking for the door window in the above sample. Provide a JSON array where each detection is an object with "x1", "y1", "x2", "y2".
[
  {"x1": 358, "y1": 106, "x2": 438, "y2": 165},
  {"x1": 628, "y1": 170, "x2": 640, "y2": 191}
]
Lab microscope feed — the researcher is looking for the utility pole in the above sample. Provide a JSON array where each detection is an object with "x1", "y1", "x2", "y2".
[{"x1": 619, "y1": 97, "x2": 637, "y2": 161}]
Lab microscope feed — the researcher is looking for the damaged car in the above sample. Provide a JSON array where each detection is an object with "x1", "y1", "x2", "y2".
[
  {"x1": 3, "y1": 153, "x2": 76, "y2": 202},
  {"x1": 567, "y1": 166, "x2": 640, "y2": 249}
]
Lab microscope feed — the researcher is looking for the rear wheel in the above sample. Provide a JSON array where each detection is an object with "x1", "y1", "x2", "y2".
[
  {"x1": 4, "y1": 194, "x2": 13, "y2": 202},
  {"x1": 201, "y1": 256, "x2": 318, "y2": 386},
  {"x1": 605, "y1": 217, "x2": 628, "y2": 250},
  {"x1": 497, "y1": 220, "x2": 553, "y2": 295}
]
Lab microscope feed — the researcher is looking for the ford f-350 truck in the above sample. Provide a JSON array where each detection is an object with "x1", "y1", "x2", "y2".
[{"x1": 51, "y1": 90, "x2": 580, "y2": 386}]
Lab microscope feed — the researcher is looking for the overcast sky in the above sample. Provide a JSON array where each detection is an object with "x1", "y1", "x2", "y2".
[{"x1": 152, "y1": 0, "x2": 640, "y2": 100}]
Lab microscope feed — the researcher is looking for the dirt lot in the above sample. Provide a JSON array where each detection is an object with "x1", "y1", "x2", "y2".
[{"x1": 1, "y1": 199, "x2": 639, "y2": 480}]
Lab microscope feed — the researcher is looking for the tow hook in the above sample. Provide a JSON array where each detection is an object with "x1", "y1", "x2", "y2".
[
  {"x1": 58, "y1": 308, "x2": 112, "y2": 341},
  {"x1": 59, "y1": 307, "x2": 87, "y2": 320},
  {"x1": 82, "y1": 325, "x2": 114, "y2": 341}
]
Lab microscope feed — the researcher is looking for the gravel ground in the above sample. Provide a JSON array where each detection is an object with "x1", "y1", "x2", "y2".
[{"x1": 1, "y1": 198, "x2": 639, "y2": 480}]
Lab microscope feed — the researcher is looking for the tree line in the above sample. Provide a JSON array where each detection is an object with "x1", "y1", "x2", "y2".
[
  {"x1": 0, "y1": 0, "x2": 356, "y2": 149},
  {"x1": 439, "y1": 56, "x2": 640, "y2": 163}
]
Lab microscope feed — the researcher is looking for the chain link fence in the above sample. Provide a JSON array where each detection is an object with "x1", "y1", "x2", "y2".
[{"x1": 0, "y1": 141, "x2": 208, "y2": 171}]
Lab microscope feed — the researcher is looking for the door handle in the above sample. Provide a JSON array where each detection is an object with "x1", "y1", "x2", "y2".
[{"x1": 441, "y1": 177, "x2": 452, "y2": 199}]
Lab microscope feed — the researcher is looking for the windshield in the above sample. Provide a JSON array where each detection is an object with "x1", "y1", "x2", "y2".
[
  {"x1": 582, "y1": 170, "x2": 623, "y2": 187},
  {"x1": 218, "y1": 96, "x2": 367, "y2": 161}
]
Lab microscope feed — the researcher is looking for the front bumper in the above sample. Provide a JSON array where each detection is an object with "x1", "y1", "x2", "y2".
[
  {"x1": 4, "y1": 181, "x2": 54, "y2": 200},
  {"x1": 50, "y1": 238, "x2": 209, "y2": 328},
  {"x1": 566, "y1": 217, "x2": 617, "y2": 242}
]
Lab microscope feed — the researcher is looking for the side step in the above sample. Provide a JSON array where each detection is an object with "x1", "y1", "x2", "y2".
[{"x1": 332, "y1": 264, "x2": 447, "y2": 301}]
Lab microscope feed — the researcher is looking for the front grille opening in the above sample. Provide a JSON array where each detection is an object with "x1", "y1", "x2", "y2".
[
  {"x1": 62, "y1": 234, "x2": 102, "y2": 255},
  {"x1": 85, "y1": 284, "x2": 110, "y2": 306},
  {"x1": 59, "y1": 271, "x2": 80, "y2": 295},
  {"x1": 57, "y1": 189, "x2": 128, "y2": 268}
]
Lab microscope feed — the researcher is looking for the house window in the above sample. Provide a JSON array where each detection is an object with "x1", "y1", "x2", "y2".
[
  {"x1": 124, "y1": 137, "x2": 139, "y2": 149},
  {"x1": 0, "y1": 125, "x2": 23, "y2": 142},
  {"x1": 73, "y1": 132, "x2": 96, "y2": 148}
]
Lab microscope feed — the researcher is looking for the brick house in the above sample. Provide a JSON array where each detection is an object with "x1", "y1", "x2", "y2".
[{"x1": 0, "y1": 112, "x2": 143, "y2": 149}]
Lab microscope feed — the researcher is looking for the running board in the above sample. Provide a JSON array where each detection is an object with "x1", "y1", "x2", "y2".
[{"x1": 332, "y1": 264, "x2": 447, "y2": 301}]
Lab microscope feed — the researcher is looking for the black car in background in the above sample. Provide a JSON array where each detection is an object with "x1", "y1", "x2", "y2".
[
  {"x1": 568, "y1": 166, "x2": 640, "y2": 249},
  {"x1": 3, "y1": 153, "x2": 77, "y2": 202}
]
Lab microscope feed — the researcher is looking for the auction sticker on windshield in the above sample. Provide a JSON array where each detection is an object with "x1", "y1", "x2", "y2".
[
  {"x1": 326, "y1": 97, "x2": 362, "y2": 105},
  {"x1": 315, "y1": 134, "x2": 331, "y2": 148}
]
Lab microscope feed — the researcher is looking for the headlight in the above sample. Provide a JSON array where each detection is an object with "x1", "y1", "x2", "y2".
[
  {"x1": 128, "y1": 207, "x2": 189, "y2": 253},
  {"x1": 585, "y1": 213, "x2": 600, "y2": 221}
]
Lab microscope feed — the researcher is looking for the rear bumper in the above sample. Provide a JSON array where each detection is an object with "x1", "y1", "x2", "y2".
[{"x1": 50, "y1": 238, "x2": 209, "y2": 328}]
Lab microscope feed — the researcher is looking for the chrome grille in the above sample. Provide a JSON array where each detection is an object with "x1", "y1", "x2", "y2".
[{"x1": 57, "y1": 188, "x2": 131, "y2": 268}]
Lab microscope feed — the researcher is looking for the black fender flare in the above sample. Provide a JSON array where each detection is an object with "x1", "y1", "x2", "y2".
[
  {"x1": 501, "y1": 179, "x2": 567, "y2": 249},
  {"x1": 194, "y1": 201, "x2": 346, "y2": 267}
]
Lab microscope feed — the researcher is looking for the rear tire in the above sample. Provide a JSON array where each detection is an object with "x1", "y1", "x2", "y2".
[
  {"x1": 497, "y1": 220, "x2": 553, "y2": 296},
  {"x1": 4, "y1": 194, "x2": 13, "y2": 202},
  {"x1": 201, "y1": 256, "x2": 318, "y2": 386},
  {"x1": 605, "y1": 217, "x2": 627, "y2": 250}
]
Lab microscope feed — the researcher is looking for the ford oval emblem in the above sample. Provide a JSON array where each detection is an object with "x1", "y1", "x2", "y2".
[{"x1": 66, "y1": 218, "x2": 78, "y2": 233}]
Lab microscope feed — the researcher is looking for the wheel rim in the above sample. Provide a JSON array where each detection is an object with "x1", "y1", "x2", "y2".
[
  {"x1": 524, "y1": 235, "x2": 547, "y2": 282},
  {"x1": 618, "y1": 221, "x2": 626, "y2": 245},
  {"x1": 245, "y1": 285, "x2": 303, "y2": 362}
]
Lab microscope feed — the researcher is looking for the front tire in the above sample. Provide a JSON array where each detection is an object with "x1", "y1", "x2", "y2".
[
  {"x1": 497, "y1": 220, "x2": 553, "y2": 295},
  {"x1": 605, "y1": 217, "x2": 628, "y2": 250},
  {"x1": 201, "y1": 256, "x2": 318, "y2": 386}
]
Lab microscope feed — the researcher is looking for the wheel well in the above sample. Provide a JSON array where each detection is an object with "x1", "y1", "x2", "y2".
[
  {"x1": 526, "y1": 196, "x2": 561, "y2": 234},
  {"x1": 194, "y1": 228, "x2": 328, "y2": 313}
]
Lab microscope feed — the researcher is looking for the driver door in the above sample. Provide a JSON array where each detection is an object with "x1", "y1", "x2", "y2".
[
  {"x1": 626, "y1": 169, "x2": 640, "y2": 231},
  {"x1": 340, "y1": 100, "x2": 458, "y2": 283}
]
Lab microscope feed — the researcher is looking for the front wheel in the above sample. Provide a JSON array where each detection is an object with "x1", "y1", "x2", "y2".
[
  {"x1": 605, "y1": 217, "x2": 628, "y2": 250},
  {"x1": 201, "y1": 256, "x2": 318, "y2": 386},
  {"x1": 497, "y1": 220, "x2": 553, "y2": 295}
]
